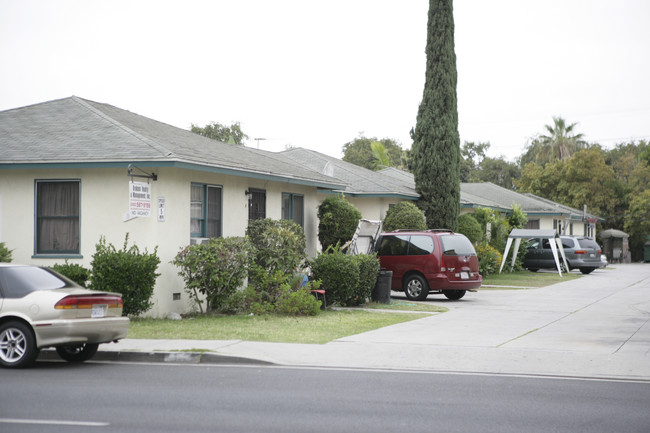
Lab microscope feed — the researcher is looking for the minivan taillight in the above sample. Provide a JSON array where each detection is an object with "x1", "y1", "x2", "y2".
[
  {"x1": 574, "y1": 250, "x2": 587, "y2": 255},
  {"x1": 55, "y1": 295, "x2": 123, "y2": 309}
]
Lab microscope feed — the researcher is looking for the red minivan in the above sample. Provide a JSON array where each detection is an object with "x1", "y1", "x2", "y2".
[{"x1": 375, "y1": 230, "x2": 482, "y2": 301}]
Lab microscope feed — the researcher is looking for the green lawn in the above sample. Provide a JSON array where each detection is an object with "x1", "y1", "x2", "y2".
[
  {"x1": 482, "y1": 270, "x2": 582, "y2": 288},
  {"x1": 128, "y1": 307, "x2": 435, "y2": 344}
]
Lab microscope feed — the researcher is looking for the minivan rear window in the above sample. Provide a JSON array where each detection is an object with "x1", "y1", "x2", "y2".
[
  {"x1": 577, "y1": 238, "x2": 600, "y2": 249},
  {"x1": 440, "y1": 234, "x2": 475, "y2": 256}
]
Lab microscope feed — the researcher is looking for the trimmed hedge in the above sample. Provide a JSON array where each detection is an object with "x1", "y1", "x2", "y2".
[
  {"x1": 317, "y1": 195, "x2": 362, "y2": 250},
  {"x1": 90, "y1": 234, "x2": 160, "y2": 317},
  {"x1": 309, "y1": 247, "x2": 380, "y2": 306},
  {"x1": 382, "y1": 201, "x2": 427, "y2": 232}
]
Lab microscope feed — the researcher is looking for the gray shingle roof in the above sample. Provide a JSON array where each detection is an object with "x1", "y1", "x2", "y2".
[
  {"x1": 279, "y1": 148, "x2": 419, "y2": 199},
  {"x1": 377, "y1": 167, "x2": 602, "y2": 220},
  {"x1": 0, "y1": 96, "x2": 345, "y2": 189}
]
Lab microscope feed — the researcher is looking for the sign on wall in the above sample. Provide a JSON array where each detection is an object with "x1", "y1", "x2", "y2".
[
  {"x1": 129, "y1": 181, "x2": 152, "y2": 218},
  {"x1": 157, "y1": 196, "x2": 165, "y2": 222}
]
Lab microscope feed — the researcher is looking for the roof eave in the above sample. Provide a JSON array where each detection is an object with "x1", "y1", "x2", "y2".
[{"x1": 0, "y1": 160, "x2": 346, "y2": 190}]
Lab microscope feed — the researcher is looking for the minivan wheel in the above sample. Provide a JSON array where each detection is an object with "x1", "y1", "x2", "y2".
[
  {"x1": 404, "y1": 275, "x2": 429, "y2": 301},
  {"x1": 580, "y1": 267, "x2": 595, "y2": 275},
  {"x1": 0, "y1": 321, "x2": 39, "y2": 369},
  {"x1": 443, "y1": 290, "x2": 466, "y2": 300}
]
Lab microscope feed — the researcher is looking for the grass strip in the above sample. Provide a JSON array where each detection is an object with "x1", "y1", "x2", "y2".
[
  {"x1": 129, "y1": 309, "x2": 430, "y2": 344},
  {"x1": 482, "y1": 270, "x2": 582, "y2": 288}
]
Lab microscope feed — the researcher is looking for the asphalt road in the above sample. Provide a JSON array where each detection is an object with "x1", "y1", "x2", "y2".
[{"x1": 2, "y1": 362, "x2": 649, "y2": 433}]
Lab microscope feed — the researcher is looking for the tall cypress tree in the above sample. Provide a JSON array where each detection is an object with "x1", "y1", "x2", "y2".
[{"x1": 411, "y1": 0, "x2": 460, "y2": 230}]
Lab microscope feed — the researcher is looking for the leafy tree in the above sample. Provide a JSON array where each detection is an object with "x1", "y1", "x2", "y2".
[
  {"x1": 517, "y1": 161, "x2": 563, "y2": 201},
  {"x1": 624, "y1": 189, "x2": 650, "y2": 261},
  {"x1": 460, "y1": 141, "x2": 489, "y2": 182},
  {"x1": 623, "y1": 160, "x2": 650, "y2": 260},
  {"x1": 518, "y1": 149, "x2": 619, "y2": 226},
  {"x1": 190, "y1": 121, "x2": 249, "y2": 145},
  {"x1": 520, "y1": 116, "x2": 586, "y2": 166},
  {"x1": 472, "y1": 157, "x2": 521, "y2": 190},
  {"x1": 411, "y1": 0, "x2": 461, "y2": 230},
  {"x1": 557, "y1": 149, "x2": 618, "y2": 217},
  {"x1": 342, "y1": 134, "x2": 404, "y2": 171},
  {"x1": 317, "y1": 195, "x2": 362, "y2": 250},
  {"x1": 382, "y1": 201, "x2": 427, "y2": 232}
]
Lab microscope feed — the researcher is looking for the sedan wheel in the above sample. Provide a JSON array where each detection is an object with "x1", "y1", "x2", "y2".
[
  {"x1": 56, "y1": 343, "x2": 99, "y2": 363},
  {"x1": 0, "y1": 321, "x2": 39, "y2": 369},
  {"x1": 404, "y1": 275, "x2": 429, "y2": 301}
]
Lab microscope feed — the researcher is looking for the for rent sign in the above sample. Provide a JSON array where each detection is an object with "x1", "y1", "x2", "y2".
[{"x1": 129, "y1": 181, "x2": 152, "y2": 217}]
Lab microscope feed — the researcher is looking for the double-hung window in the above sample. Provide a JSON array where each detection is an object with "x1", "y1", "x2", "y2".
[
  {"x1": 35, "y1": 180, "x2": 80, "y2": 255},
  {"x1": 191, "y1": 184, "x2": 222, "y2": 238},
  {"x1": 281, "y1": 193, "x2": 304, "y2": 227}
]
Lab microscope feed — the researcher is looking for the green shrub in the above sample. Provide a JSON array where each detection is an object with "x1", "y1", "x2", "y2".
[
  {"x1": 246, "y1": 267, "x2": 290, "y2": 310},
  {"x1": 275, "y1": 282, "x2": 322, "y2": 316},
  {"x1": 310, "y1": 247, "x2": 359, "y2": 306},
  {"x1": 508, "y1": 204, "x2": 528, "y2": 229},
  {"x1": 246, "y1": 218, "x2": 306, "y2": 274},
  {"x1": 171, "y1": 237, "x2": 253, "y2": 314},
  {"x1": 476, "y1": 243, "x2": 503, "y2": 276},
  {"x1": 317, "y1": 195, "x2": 362, "y2": 250},
  {"x1": 51, "y1": 260, "x2": 91, "y2": 287},
  {"x1": 353, "y1": 253, "x2": 380, "y2": 304},
  {"x1": 382, "y1": 201, "x2": 427, "y2": 232},
  {"x1": 243, "y1": 268, "x2": 322, "y2": 315},
  {"x1": 310, "y1": 248, "x2": 379, "y2": 306},
  {"x1": 457, "y1": 214, "x2": 483, "y2": 244},
  {"x1": 0, "y1": 242, "x2": 13, "y2": 262},
  {"x1": 90, "y1": 234, "x2": 160, "y2": 317}
]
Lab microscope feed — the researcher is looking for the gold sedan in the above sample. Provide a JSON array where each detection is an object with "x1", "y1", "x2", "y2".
[{"x1": 0, "y1": 264, "x2": 129, "y2": 368}]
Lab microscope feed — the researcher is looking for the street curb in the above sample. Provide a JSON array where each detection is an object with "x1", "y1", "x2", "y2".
[{"x1": 38, "y1": 349, "x2": 275, "y2": 366}]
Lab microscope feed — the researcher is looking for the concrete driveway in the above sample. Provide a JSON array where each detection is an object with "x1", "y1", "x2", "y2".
[{"x1": 331, "y1": 263, "x2": 650, "y2": 379}]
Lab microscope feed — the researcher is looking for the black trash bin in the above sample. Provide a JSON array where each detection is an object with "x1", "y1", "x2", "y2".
[{"x1": 372, "y1": 269, "x2": 393, "y2": 304}]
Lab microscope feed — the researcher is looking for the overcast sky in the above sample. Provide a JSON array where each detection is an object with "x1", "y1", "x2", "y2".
[{"x1": 1, "y1": 0, "x2": 648, "y2": 162}]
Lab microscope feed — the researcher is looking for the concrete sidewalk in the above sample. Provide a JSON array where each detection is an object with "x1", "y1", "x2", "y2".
[{"x1": 46, "y1": 264, "x2": 650, "y2": 381}]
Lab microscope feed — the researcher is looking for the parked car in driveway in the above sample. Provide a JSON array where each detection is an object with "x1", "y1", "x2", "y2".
[
  {"x1": 0, "y1": 264, "x2": 129, "y2": 368},
  {"x1": 374, "y1": 230, "x2": 482, "y2": 301},
  {"x1": 523, "y1": 235, "x2": 607, "y2": 274}
]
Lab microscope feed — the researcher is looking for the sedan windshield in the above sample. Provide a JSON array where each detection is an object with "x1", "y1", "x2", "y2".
[{"x1": 0, "y1": 267, "x2": 76, "y2": 298}]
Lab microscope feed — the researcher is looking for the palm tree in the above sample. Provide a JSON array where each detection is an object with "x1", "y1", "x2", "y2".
[
  {"x1": 371, "y1": 141, "x2": 392, "y2": 170},
  {"x1": 538, "y1": 116, "x2": 586, "y2": 162}
]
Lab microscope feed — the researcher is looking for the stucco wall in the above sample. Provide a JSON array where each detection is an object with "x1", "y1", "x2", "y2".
[{"x1": 0, "y1": 166, "x2": 324, "y2": 316}]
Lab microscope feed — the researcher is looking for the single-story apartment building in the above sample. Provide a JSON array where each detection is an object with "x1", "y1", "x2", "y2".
[{"x1": 0, "y1": 96, "x2": 604, "y2": 316}]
